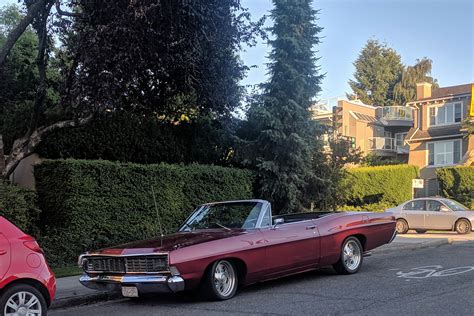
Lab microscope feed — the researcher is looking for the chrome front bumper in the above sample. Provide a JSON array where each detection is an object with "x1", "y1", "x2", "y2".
[{"x1": 79, "y1": 274, "x2": 185, "y2": 294}]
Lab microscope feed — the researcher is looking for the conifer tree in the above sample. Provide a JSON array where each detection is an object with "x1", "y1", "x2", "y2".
[
  {"x1": 348, "y1": 39, "x2": 403, "y2": 106},
  {"x1": 243, "y1": 0, "x2": 323, "y2": 213}
]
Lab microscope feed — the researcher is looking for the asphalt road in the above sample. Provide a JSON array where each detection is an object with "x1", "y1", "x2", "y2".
[{"x1": 51, "y1": 242, "x2": 474, "y2": 316}]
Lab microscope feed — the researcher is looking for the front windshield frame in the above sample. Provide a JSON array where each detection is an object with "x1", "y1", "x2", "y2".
[
  {"x1": 442, "y1": 199, "x2": 468, "y2": 212},
  {"x1": 179, "y1": 201, "x2": 269, "y2": 231}
]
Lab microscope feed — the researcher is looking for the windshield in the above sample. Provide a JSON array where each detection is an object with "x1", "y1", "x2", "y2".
[
  {"x1": 443, "y1": 199, "x2": 469, "y2": 211},
  {"x1": 180, "y1": 202, "x2": 263, "y2": 231}
]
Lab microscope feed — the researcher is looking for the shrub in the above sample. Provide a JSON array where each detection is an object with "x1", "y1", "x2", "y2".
[
  {"x1": 36, "y1": 113, "x2": 237, "y2": 166},
  {"x1": 436, "y1": 166, "x2": 474, "y2": 208},
  {"x1": 0, "y1": 181, "x2": 40, "y2": 234},
  {"x1": 342, "y1": 165, "x2": 419, "y2": 208},
  {"x1": 35, "y1": 159, "x2": 255, "y2": 265}
]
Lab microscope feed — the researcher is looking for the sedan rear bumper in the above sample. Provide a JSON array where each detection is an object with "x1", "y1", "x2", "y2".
[{"x1": 79, "y1": 274, "x2": 185, "y2": 294}]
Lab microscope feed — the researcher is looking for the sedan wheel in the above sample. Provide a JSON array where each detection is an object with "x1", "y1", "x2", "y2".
[
  {"x1": 0, "y1": 284, "x2": 46, "y2": 316},
  {"x1": 202, "y1": 260, "x2": 238, "y2": 300},
  {"x1": 396, "y1": 219, "x2": 409, "y2": 234},
  {"x1": 455, "y1": 219, "x2": 471, "y2": 235},
  {"x1": 333, "y1": 237, "x2": 363, "y2": 275}
]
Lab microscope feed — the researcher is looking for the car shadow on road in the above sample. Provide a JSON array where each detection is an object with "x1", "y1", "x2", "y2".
[{"x1": 125, "y1": 267, "x2": 338, "y2": 306}]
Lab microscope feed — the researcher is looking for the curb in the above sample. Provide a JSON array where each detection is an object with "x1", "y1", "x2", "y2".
[
  {"x1": 373, "y1": 238, "x2": 453, "y2": 255},
  {"x1": 51, "y1": 291, "x2": 122, "y2": 310}
]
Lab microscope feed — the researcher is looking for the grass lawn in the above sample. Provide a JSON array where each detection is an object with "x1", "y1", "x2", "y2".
[{"x1": 53, "y1": 266, "x2": 83, "y2": 278}]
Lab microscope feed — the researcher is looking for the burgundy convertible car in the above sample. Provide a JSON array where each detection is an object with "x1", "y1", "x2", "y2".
[{"x1": 79, "y1": 200, "x2": 396, "y2": 300}]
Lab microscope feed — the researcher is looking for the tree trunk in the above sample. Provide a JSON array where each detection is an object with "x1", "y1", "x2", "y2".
[
  {"x1": 0, "y1": 0, "x2": 51, "y2": 66},
  {"x1": 0, "y1": 135, "x2": 5, "y2": 174},
  {"x1": 2, "y1": 115, "x2": 93, "y2": 179}
]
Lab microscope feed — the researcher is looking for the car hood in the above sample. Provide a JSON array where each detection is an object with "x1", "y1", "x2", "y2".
[{"x1": 89, "y1": 229, "x2": 247, "y2": 256}]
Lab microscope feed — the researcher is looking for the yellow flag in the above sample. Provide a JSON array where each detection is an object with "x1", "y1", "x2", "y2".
[{"x1": 471, "y1": 83, "x2": 474, "y2": 117}]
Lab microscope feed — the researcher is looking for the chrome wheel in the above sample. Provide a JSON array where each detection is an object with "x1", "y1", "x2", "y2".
[
  {"x1": 212, "y1": 261, "x2": 236, "y2": 298},
  {"x1": 396, "y1": 219, "x2": 409, "y2": 234},
  {"x1": 343, "y1": 240, "x2": 361, "y2": 271},
  {"x1": 456, "y1": 219, "x2": 471, "y2": 234},
  {"x1": 4, "y1": 291, "x2": 42, "y2": 316}
]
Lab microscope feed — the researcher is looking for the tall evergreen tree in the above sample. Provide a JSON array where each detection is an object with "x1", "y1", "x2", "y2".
[
  {"x1": 393, "y1": 58, "x2": 438, "y2": 105},
  {"x1": 242, "y1": 0, "x2": 323, "y2": 213},
  {"x1": 348, "y1": 39, "x2": 403, "y2": 106}
]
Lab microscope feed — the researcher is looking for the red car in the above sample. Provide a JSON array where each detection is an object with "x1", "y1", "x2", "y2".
[
  {"x1": 0, "y1": 216, "x2": 56, "y2": 315},
  {"x1": 79, "y1": 200, "x2": 396, "y2": 300}
]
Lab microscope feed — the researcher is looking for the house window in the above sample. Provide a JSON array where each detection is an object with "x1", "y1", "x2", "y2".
[
  {"x1": 429, "y1": 102, "x2": 463, "y2": 127},
  {"x1": 427, "y1": 139, "x2": 462, "y2": 166},
  {"x1": 395, "y1": 133, "x2": 408, "y2": 147}
]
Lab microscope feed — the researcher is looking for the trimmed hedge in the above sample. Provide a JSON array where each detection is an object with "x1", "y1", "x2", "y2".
[
  {"x1": 36, "y1": 113, "x2": 236, "y2": 166},
  {"x1": 35, "y1": 160, "x2": 255, "y2": 265},
  {"x1": 0, "y1": 181, "x2": 40, "y2": 234},
  {"x1": 342, "y1": 165, "x2": 419, "y2": 211},
  {"x1": 437, "y1": 166, "x2": 474, "y2": 209}
]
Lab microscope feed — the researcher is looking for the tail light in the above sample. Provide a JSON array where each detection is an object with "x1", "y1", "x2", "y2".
[{"x1": 22, "y1": 238, "x2": 44, "y2": 254}]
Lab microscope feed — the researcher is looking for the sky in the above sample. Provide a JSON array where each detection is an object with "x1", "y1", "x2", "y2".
[
  {"x1": 241, "y1": 0, "x2": 473, "y2": 101},
  {"x1": 1, "y1": 0, "x2": 473, "y2": 102}
]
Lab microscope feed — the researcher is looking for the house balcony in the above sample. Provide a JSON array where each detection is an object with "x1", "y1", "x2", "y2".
[
  {"x1": 368, "y1": 137, "x2": 409, "y2": 155},
  {"x1": 377, "y1": 106, "x2": 414, "y2": 127}
]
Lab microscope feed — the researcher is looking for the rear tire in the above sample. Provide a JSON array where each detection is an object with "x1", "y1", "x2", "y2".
[
  {"x1": 333, "y1": 237, "x2": 363, "y2": 275},
  {"x1": 415, "y1": 230, "x2": 427, "y2": 234},
  {"x1": 201, "y1": 260, "x2": 238, "y2": 301},
  {"x1": 455, "y1": 219, "x2": 471, "y2": 235},
  {"x1": 396, "y1": 219, "x2": 409, "y2": 234},
  {"x1": 0, "y1": 283, "x2": 47, "y2": 316}
]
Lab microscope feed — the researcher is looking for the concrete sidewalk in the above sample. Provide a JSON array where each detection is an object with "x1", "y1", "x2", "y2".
[{"x1": 50, "y1": 233, "x2": 471, "y2": 310}]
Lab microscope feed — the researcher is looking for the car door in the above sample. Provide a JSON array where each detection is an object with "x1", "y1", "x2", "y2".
[
  {"x1": 424, "y1": 200, "x2": 457, "y2": 230},
  {"x1": 0, "y1": 233, "x2": 11, "y2": 280},
  {"x1": 401, "y1": 200, "x2": 426, "y2": 229},
  {"x1": 261, "y1": 219, "x2": 320, "y2": 278}
]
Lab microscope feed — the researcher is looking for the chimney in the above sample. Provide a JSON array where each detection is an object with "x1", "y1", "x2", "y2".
[{"x1": 416, "y1": 82, "x2": 432, "y2": 100}]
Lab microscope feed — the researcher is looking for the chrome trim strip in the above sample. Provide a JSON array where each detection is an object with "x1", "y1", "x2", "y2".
[
  {"x1": 80, "y1": 253, "x2": 170, "y2": 274},
  {"x1": 79, "y1": 274, "x2": 185, "y2": 293}
]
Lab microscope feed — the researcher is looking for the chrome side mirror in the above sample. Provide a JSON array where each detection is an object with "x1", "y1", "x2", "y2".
[{"x1": 272, "y1": 218, "x2": 284, "y2": 229}]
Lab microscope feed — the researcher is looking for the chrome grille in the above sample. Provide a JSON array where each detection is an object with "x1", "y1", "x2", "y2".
[{"x1": 84, "y1": 255, "x2": 169, "y2": 274}]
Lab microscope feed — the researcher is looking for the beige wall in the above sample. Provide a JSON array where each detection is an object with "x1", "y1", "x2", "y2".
[{"x1": 337, "y1": 100, "x2": 376, "y2": 137}]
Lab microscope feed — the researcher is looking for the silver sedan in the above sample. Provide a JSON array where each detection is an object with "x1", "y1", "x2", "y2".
[{"x1": 386, "y1": 198, "x2": 474, "y2": 234}]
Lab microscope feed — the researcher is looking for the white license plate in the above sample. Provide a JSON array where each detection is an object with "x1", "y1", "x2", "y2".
[{"x1": 121, "y1": 286, "x2": 139, "y2": 298}]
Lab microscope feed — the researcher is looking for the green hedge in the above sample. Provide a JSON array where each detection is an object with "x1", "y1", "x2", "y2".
[
  {"x1": 0, "y1": 181, "x2": 40, "y2": 234},
  {"x1": 36, "y1": 113, "x2": 236, "y2": 166},
  {"x1": 342, "y1": 164, "x2": 419, "y2": 211},
  {"x1": 35, "y1": 159, "x2": 255, "y2": 265},
  {"x1": 437, "y1": 166, "x2": 474, "y2": 208}
]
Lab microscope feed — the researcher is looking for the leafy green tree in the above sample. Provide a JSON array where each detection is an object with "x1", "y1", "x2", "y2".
[
  {"x1": 0, "y1": 4, "x2": 38, "y2": 151},
  {"x1": 241, "y1": 0, "x2": 324, "y2": 213},
  {"x1": 70, "y1": 0, "x2": 264, "y2": 120},
  {"x1": 0, "y1": 0, "x2": 264, "y2": 178},
  {"x1": 348, "y1": 39, "x2": 403, "y2": 106},
  {"x1": 306, "y1": 134, "x2": 362, "y2": 211},
  {"x1": 393, "y1": 58, "x2": 438, "y2": 105}
]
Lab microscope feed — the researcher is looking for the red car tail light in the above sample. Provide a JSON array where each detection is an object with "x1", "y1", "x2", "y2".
[{"x1": 23, "y1": 239, "x2": 44, "y2": 254}]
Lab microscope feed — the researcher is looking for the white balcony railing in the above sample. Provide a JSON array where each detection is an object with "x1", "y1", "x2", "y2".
[
  {"x1": 368, "y1": 137, "x2": 409, "y2": 153},
  {"x1": 379, "y1": 106, "x2": 413, "y2": 121}
]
